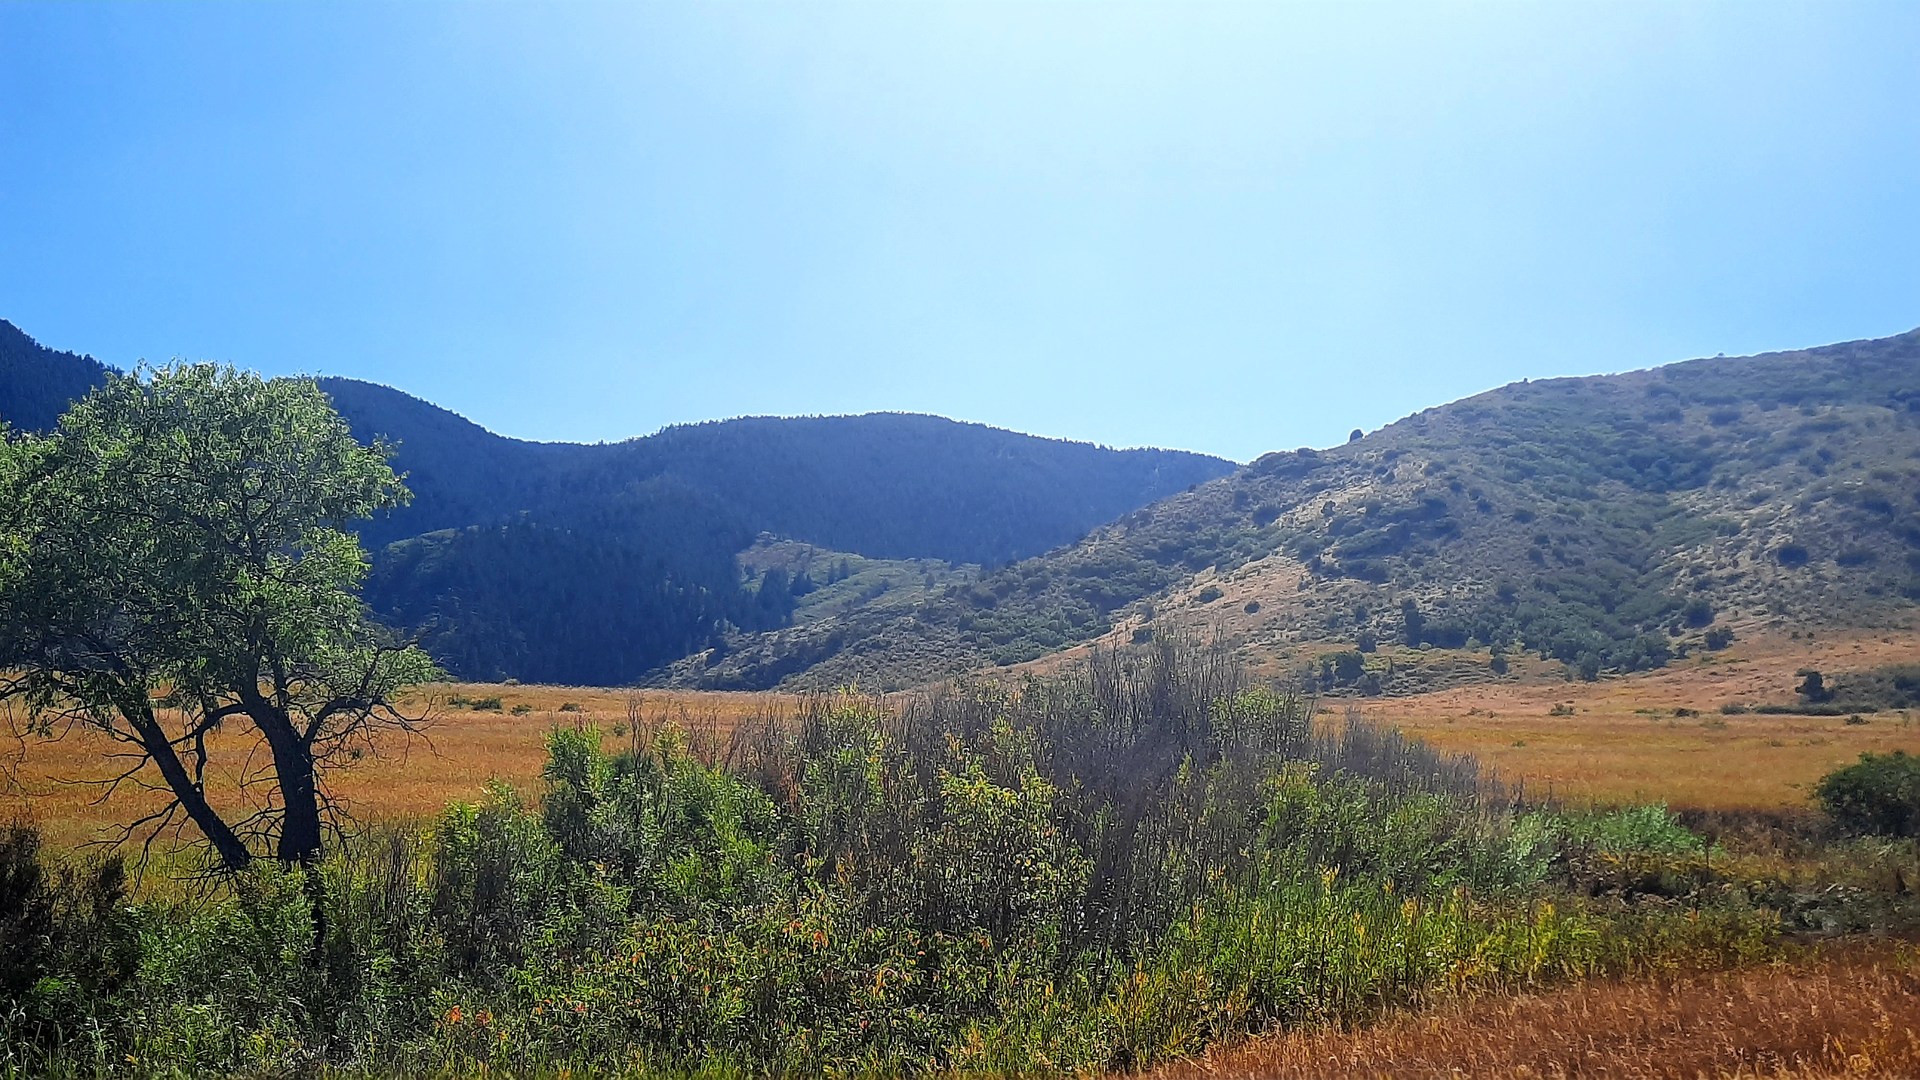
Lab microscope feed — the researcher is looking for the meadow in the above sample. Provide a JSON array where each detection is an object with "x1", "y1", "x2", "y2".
[
  {"x1": 1142, "y1": 939, "x2": 1920, "y2": 1079},
  {"x1": 4, "y1": 637, "x2": 1918, "y2": 1079},
  {"x1": 10, "y1": 633, "x2": 1919, "y2": 853},
  {"x1": 2, "y1": 687, "x2": 784, "y2": 853},
  {"x1": 1357, "y1": 631, "x2": 1920, "y2": 810},
  {"x1": 14, "y1": 637, "x2": 1913, "y2": 1079}
]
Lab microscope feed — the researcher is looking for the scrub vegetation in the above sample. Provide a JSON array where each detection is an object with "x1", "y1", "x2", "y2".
[
  {"x1": 13, "y1": 638, "x2": 1914, "y2": 1078},
  {"x1": 681, "y1": 329, "x2": 1920, "y2": 692}
]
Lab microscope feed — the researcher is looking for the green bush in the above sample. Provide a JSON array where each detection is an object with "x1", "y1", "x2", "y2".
[
  {"x1": 1816, "y1": 751, "x2": 1920, "y2": 837},
  {"x1": 0, "y1": 642, "x2": 1836, "y2": 1078}
]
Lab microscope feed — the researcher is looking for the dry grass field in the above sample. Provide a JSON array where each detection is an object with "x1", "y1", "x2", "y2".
[
  {"x1": 4, "y1": 647, "x2": 1917, "y2": 1078},
  {"x1": 1139, "y1": 940, "x2": 1920, "y2": 1080},
  {"x1": 1350, "y1": 631, "x2": 1920, "y2": 811},
  {"x1": 1, "y1": 685, "x2": 787, "y2": 851},
  {"x1": 6, "y1": 631, "x2": 1917, "y2": 851}
]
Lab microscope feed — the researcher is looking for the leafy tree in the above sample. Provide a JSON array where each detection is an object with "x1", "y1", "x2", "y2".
[
  {"x1": 1816, "y1": 751, "x2": 1920, "y2": 837},
  {"x1": 1796, "y1": 669, "x2": 1832, "y2": 704},
  {"x1": 0, "y1": 365, "x2": 440, "y2": 873},
  {"x1": 1400, "y1": 598, "x2": 1425, "y2": 647}
]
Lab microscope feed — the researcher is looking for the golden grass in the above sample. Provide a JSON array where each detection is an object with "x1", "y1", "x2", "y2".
[
  {"x1": 7, "y1": 630, "x2": 1919, "y2": 853},
  {"x1": 0, "y1": 684, "x2": 788, "y2": 852},
  {"x1": 1353, "y1": 632, "x2": 1920, "y2": 811},
  {"x1": 1140, "y1": 941, "x2": 1920, "y2": 1080}
]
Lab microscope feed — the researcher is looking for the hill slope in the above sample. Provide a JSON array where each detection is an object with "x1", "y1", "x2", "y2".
[
  {"x1": 0, "y1": 321, "x2": 115, "y2": 433},
  {"x1": 0, "y1": 320, "x2": 1235, "y2": 685},
  {"x1": 675, "y1": 329, "x2": 1920, "y2": 691}
]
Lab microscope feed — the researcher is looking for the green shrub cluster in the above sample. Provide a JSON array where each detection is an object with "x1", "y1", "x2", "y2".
[
  {"x1": 2, "y1": 643, "x2": 1787, "y2": 1078},
  {"x1": 1817, "y1": 751, "x2": 1920, "y2": 837}
]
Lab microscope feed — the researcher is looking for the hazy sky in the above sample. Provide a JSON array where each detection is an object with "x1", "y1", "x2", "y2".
[{"x1": 4, "y1": 2, "x2": 1917, "y2": 461}]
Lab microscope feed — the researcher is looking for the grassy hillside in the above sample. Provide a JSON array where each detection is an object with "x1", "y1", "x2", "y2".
[
  {"x1": 675, "y1": 329, "x2": 1920, "y2": 691},
  {"x1": 0, "y1": 320, "x2": 1234, "y2": 685}
]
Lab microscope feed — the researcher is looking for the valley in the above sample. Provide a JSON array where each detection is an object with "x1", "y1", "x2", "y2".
[
  {"x1": 10, "y1": 629, "x2": 1915, "y2": 852},
  {"x1": 7, "y1": 8, "x2": 1918, "y2": 1074},
  {"x1": 3, "y1": 319, "x2": 1918, "y2": 1079}
]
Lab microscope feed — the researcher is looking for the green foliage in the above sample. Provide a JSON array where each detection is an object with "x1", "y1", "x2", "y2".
[
  {"x1": 693, "y1": 327, "x2": 1920, "y2": 690},
  {"x1": 0, "y1": 319, "x2": 1232, "y2": 687},
  {"x1": 1828, "y1": 664, "x2": 1920, "y2": 710},
  {"x1": 1563, "y1": 805, "x2": 1703, "y2": 857},
  {"x1": 0, "y1": 364, "x2": 440, "y2": 869},
  {"x1": 0, "y1": 643, "x2": 1820, "y2": 1077},
  {"x1": 1817, "y1": 752, "x2": 1920, "y2": 837}
]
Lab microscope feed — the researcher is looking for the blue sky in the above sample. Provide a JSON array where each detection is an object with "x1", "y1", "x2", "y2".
[{"x1": 3, "y1": 2, "x2": 1917, "y2": 462}]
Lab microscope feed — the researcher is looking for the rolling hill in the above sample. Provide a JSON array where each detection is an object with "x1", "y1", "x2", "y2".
[
  {"x1": 672, "y1": 328, "x2": 1920, "y2": 691},
  {"x1": 0, "y1": 319, "x2": 1236, "y2": 684}
]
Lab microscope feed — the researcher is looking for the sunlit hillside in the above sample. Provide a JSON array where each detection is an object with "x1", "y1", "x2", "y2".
[{"x1": 680, "y1": 329, "x2": 1920, "y2": 692}]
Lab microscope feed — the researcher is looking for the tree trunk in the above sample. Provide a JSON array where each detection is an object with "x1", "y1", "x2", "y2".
[
  {"x1": 271, "y1": 737, "x2": 325, "y2": 868},
  {"x1": 129, "y1": 708, "x2": 253, "y2": 872},
  {"x1": 256, "y1": 708, "x2": 330, "y2": 960}
]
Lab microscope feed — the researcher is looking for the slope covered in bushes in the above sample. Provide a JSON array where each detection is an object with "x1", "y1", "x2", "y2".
[{"x1": 681, "y1": 328, "x2": 1920, "y2": 690}]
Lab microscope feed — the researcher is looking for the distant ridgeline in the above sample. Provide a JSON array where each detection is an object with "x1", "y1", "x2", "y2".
[
  {"x1": 676, "y1": 328, "x2": 1920, "y2": 692},
  {"x1": 0, "y1": 320, "x2": 1234, "y2": 684}
]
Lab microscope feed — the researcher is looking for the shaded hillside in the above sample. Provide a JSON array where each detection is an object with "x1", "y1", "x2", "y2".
[
  {"x1": 0, "y1": 321, "x2": 114, "y2": 432},
  {"x1": 0, "y1": 320, "x2": 1235, "y2": 684},
  {"x1": 321, "y1": 380, "x2": 1234, "y2": 565},
  {"x1": 674, "y1": 328, "x2": 1920, "y2": 691},
  {"x1": 350, "y1": 406, "x2": 1229, "y2": 684}
]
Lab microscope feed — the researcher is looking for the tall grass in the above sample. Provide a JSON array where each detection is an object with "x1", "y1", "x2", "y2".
[{"x1": 0, "y1": 638, "x2": 1864, "y2": 1078}]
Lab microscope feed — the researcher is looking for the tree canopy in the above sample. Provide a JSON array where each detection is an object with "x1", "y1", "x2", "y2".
[{"x1": 0, "y1": 364, "x2": 439, "y2": 870}]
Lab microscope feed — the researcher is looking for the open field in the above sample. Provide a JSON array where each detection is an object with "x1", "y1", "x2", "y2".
[
  {"x1": 1351, "y1": 631, "x2": 1920, "y2": 810},
  {"x1": 7, "y1": 631, "x2": 1918, "y2": 851},
  {"x1": 1, "y1": 685, "x2": 785, "y2": 851},
  {"x1": 1140, "y1": 940, "x2": 1920, "y2": 1080}
]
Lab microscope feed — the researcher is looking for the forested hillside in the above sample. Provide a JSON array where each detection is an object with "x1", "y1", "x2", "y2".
[
  {"x1": 676, "y1": 329, "x2": 1920, "y2": 691},
  {"x1": 0, "y1": 320, "x2": 1234, "y2": 684},
  {"x1": 0, "y1": 321, "x2": 114, "y2": 432}
]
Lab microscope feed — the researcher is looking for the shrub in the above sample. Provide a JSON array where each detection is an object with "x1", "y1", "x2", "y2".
[
  {"x1": 1796, "y1": 670, "x2": 1831, "y2": 704},
  {"x1": 1682, "y1": 598, "x2": 1715, "y2": 628},
  {"x1": 1195, "y1": 585, "x2": 1224, "y2": 603},
  {"x1": 1816, "y1": 751, "x2": 1920, "y2": 837},
  {"x1": 0, "y1": 640, "x2": 1849, "y2": 1077}
]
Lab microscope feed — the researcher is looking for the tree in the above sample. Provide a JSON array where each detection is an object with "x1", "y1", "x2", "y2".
[
  {"x1": 1816, "y1": 751, "x2": 1920, "y2": 837},
  {"x1": 1797, "y1": 668, "x2": 1832, "y2": 704},
  {"x1": 0, "y1": 365, "x2": 440, "y2": 873},
  {"x1": 1400, "y1": 598, "x2": 1424, "y2": 647}
]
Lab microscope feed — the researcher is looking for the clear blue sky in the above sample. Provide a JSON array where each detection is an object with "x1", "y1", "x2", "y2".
[{"x1": 4, "y1": 2, "x2": 1917, "y2": 462}]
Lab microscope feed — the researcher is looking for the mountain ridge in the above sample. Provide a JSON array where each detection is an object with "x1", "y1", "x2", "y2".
[
  {"x1": 669, "y1": 327, "x2": 1920, "y2": 692},
  {"x1": 0, "y1": 318, "x2": 1236, "y2": 684}
]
